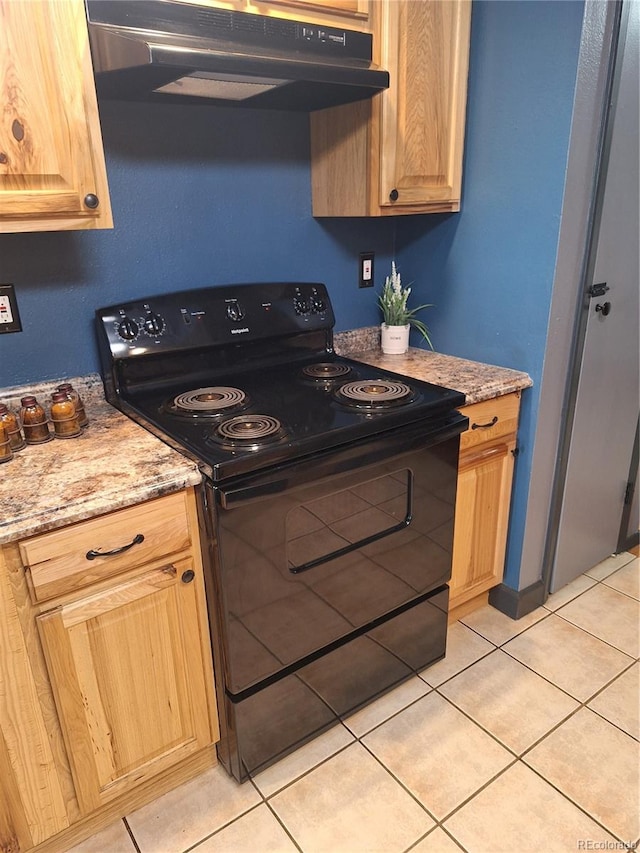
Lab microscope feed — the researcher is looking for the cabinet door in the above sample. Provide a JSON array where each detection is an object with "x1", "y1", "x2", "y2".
[
  {"x1": 261, "y1": 0, "x2": 369, "y2": 23},
  {"x1": 378, "y1": 0, "x2": 471, "y2": 212},
  {"x1": 180, "y1": 0, "x2": 369, "y2": 26},
  {"x1": 37, "y1": 558, "x2": 214, "y2": 814},
  {"x1": 449, "y1": 439, "x2": 516, "y2": 608},
  {"x1": 311, "y1": 0, "x2": 471, "y2": 216},
  {"x1": 0, "y1": 0, "x2": 112, "y2": 233}
]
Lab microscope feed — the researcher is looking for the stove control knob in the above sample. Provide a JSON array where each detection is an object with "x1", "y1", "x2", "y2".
[
  {"x1": 294, "y1": 290, "x2": 311, "y2": 315},
  {"x1": 143, "y1": 312, "x2": 165, "y2": 337},
  {"x1": 117, "y1": 317, "x2": 139, "y2": 341},
  {"x1": 310, "y1": 291, "x2": 326, "y2": 313},
  {"x1": 226, "y1": 300, "x2": 245, "y2": 322}
]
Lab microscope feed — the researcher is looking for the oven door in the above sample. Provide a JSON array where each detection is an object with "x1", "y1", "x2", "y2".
[
  {"x1": 203, "y1": 411, "x2": 466, "y2": 778},
  {"x1": 208, "y1": 412, "x2": 464, "y2": 689}
]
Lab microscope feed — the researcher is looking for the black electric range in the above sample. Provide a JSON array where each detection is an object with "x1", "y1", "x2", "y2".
[{"x1": 96, "y1": 282, "x2": 467, "y2": 782}]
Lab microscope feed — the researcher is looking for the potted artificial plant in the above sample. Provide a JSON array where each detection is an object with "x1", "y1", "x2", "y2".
[{"x1": 378, "y1": 262, "x2": 433, "y2": 354}]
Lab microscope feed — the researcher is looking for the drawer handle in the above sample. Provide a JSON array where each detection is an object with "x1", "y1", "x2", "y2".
[
  {"x1": 86, "y1": 533, "x2": 145, "y2": 561},
  {"x1": 471, "y1": 416, "x2": 498, "y2": 430}
]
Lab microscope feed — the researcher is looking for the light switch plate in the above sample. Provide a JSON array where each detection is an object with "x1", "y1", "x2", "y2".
[{"x1": 0, "y1": 284, "x2": 22, "y2": 333}]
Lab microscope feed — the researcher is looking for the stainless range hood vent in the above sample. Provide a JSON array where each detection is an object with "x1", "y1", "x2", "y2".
[{"x1": 85, "y1": 0, "x2": 389, "y2": 111}]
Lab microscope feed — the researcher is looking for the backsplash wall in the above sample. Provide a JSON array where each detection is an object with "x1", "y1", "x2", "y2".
[{"x1": 0, "y1": 101, "x2": 396, "y2": 388}]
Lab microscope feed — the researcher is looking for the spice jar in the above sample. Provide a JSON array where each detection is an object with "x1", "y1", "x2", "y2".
[
  {"x1": 57, "y1": 382, "x2": 88, "y2": 428},
  {"x1": 0, "y1": 423, "x2": 13, "y2": 464},
  {"x1": 0, "y1": 403, "x2": 25, "y2": 451},
  {"x1": 50, "y1": 392, "x2": 82, "y2": 438},
  {"x1": 20, "y1": 396, "x2": 52, "y2": 444}
]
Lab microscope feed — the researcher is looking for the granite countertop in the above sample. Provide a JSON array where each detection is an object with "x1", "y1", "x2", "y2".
[
  {"x1": 334, "y1": 328, "x2": 533, "y2": 405},
  {"x1": 1, "y1": 338, "x2": 531, "y2": 544},
  {"x1": 0, "y1": 375, "x2": 201, "y2": 545}
]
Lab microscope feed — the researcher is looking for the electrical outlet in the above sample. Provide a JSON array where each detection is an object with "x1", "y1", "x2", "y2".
[
  {"x1": 0, "y1": 284, "x2": 22, "y2": 333},
  {"x1": 359, "y1": 252, "x2": 375, "y2": 288}
]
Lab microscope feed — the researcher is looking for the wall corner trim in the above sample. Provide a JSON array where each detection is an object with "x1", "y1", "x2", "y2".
[{"x1": 488, "y1": 580, "x2": 546, "y2": 620}]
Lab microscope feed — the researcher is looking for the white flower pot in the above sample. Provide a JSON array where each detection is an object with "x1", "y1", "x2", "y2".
[{"x1": 381, "y1": 323, "x2": 410, "y2": 355}]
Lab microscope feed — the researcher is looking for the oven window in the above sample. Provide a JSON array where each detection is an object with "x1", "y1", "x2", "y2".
[{"x1": 286, "y1": 469, "x2": 412, "y2": 574}]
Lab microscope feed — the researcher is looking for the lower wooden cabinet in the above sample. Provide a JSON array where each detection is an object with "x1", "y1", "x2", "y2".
[
  {"x1": 0, "y1": 488, "x2": 219, "y2": 853},
  {"x1": 37, "y1": 556, "x2": 214, "y2": 815},
  {"x1": 449, "y1": 392, "x2": 521, "y2": 621}
]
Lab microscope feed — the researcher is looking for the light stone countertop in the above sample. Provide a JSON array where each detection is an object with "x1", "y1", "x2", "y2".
[
  {"x1": 333, "y1": 327, "x2": 533, "y2": 405},
  {"x1": 0, "y1": 339, "x2": 531, "y2": 544},
  {"x1": 0, "y1": 375, "x2": 201, "y2": 545}
]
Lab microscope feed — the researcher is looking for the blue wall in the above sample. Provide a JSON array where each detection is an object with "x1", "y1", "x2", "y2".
[
  {"x1": 0, "y1": 101, "x2": 395, "y2": 388},
  {"x1": 0, "y1": 1, "x2": 585, "y2": 595},
  {"x1": 396, "y1": 0, "x2": 584, "y2": 589}
]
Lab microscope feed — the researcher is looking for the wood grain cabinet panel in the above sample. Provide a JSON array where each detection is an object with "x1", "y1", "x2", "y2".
[
  {"x1": 177, "y1": 0, "x2": 370, "y2": 27},
  {"x1": 311, "y1": 0, "x2": 471, "y2": 216},
  {"x1": 0, "y1": 0, "x2": 112, "y2": 233},
  {"x1": 37, "y1": 557, "x2": 215, "y2": 815},
  {"x1": 251, "y1": 0, "x2": 368, "y2": 22},
  {"x1": 449, "y1": 393, "x2": 521, "y2": 621}
]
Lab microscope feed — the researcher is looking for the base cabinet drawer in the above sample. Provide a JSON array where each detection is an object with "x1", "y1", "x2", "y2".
[{"x1": 20, "y1": 491, "x2": 192, "y2": 602}]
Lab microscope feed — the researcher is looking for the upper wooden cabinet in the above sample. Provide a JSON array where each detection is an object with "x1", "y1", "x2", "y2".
[
  {"x1": 0, "y1": 0, "x2": 113, "y2": 233},
  {"x1": 311, "y1": 0, "x2": 471, "y2": 216},
  {"x1": 176, "y1": 0, "x2": 370, "y2": 28}
]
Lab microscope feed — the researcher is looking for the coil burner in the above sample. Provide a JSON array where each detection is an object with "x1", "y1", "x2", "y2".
[
  {"x1": 334, "y1": 379, "x2": 417, "y2": 410},
  {"x1": 302, "y1": 362, "x2": 353, "y2": 381},
  {"x1": 164, "y1": 387, "x2": 247, "y2": 418},
  {"x1": 210, "y1": 415, "x2": 288, "y2": 451}
]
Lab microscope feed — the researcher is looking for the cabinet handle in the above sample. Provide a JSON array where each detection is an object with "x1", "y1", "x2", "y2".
[
  {"x1": 84, "y1": 193, "x2": 100, "y2": 209},
  {"x1": 389, "y1": 188, "x2": 399, "y2": 202},
  {"x1": 471, "y1": 416, "x2": 498, "y2": 430},
  {"x1": 181, "y1": 569, "x2": 195, "y2": 584},
  {"x1": 86, "y1": 533, "x2": 145, "y2": 560}
]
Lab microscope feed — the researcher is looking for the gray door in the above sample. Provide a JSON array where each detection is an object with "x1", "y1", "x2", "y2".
[{"x1": 551, "y1": 1, "x2": 639, "y2": 592}]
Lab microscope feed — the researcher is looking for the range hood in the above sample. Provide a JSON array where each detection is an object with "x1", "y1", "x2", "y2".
[{"x1": 85, "y1": 0, "x2": 389, "y2": 111}]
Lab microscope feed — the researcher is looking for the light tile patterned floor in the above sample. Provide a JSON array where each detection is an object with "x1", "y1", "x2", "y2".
[{"x1": 70, "y1": 553, "x2": 639, "y2": 853}]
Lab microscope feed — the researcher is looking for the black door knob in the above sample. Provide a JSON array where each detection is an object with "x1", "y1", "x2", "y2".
[
  {"x1": 389, "y1": 188, "x2": 399, "y2": 202},
  {"x1": 595, "y1": 301, "x2": 611, "y2": 316}
]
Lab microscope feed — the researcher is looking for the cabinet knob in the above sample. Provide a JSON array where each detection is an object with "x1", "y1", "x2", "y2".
[
  {"x1": 595, "y1": 301, "x2": 611, "y2": 316},
  {"x1": 181, "y1": 569, "x2": 195, "y2": 584},
  {"x1": 84, "y1": 193, "x2": 100, "y2": 210},
  {"x1": 389, "y1": 188, "x2": 399, "y2": 202}
]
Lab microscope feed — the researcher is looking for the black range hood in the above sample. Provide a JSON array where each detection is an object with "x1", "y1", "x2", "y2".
[{"x1": 85, "y1": 0, "x2": 389, "y2": 111}]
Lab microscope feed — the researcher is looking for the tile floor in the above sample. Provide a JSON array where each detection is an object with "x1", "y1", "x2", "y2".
[{"x1": 72, "y1": 552, "x2": 639, "y2": 853}]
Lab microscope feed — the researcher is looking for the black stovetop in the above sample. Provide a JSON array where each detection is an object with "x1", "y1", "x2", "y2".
[
  {"x1": 119, "y1": 354, "x2": 464, "y2": 480},
  {"x1": 96, "y1": 283, "x2": 465, "y2": 480}
]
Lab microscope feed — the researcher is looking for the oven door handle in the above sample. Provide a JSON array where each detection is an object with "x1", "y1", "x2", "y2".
[{"x1": 216, "y1": 411, "x2": 467, "y2": 508}]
